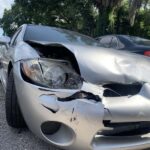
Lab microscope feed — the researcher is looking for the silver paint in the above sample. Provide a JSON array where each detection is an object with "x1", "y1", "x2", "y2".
[
  {"x1": 13, "y1": 61, "x2": 150, "y2": 150},
  {"x1": 27, "y1": 40, "x2": 150, "y2": 84},
  {"x1": 1, "y1": 25, "x2": 150, "y2": 150}
]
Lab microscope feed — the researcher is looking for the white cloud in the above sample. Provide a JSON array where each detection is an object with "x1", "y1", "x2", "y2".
[{"x1": 0, "y1": 0, "x2": 14, "y2": 18}]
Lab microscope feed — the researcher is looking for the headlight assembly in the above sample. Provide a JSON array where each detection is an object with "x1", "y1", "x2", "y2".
[{"x1": 21, "y1": 59, "x2": 83, "y2": 89}]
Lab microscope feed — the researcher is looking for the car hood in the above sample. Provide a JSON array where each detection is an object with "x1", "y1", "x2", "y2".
[
  {"x1": 14, "y1": 40, "x2": 150, "y2": 85},
  {"x1": 64, "y1": 43, "x2": 150, "y2": 84}
]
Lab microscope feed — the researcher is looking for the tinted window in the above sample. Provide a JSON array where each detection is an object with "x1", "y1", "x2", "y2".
[
  {"x1": 10, "y1": 28, "x2": 22, "y2": 46},
  {"x1": 99, "y1": 36, "x2": 112, "y2": 48},
  {"x1": 24, "y1": 26, "x2": 100, "y2": 46}
]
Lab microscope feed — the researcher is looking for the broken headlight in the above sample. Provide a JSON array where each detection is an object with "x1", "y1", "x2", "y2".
[{"x1": 21, "y1": 58, "x2": 83, "y2": 89}]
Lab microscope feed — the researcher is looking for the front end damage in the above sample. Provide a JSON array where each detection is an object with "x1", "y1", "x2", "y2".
[{"x1": 12, "y1": 41, "x2": 150, "y2": 150}]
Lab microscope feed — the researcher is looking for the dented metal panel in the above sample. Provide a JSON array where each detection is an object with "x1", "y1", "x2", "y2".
[
  {"x1": 21, "y1": 40, "x2": 150, "y2": 84},
  {"x1": 103, "y1": 83, "x2": 150, "y2": 122}
]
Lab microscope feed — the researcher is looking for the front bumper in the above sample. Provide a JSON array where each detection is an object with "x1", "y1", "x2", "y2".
[{"x1": 13, "y1": 62, "x2": 150, "y2": 150}]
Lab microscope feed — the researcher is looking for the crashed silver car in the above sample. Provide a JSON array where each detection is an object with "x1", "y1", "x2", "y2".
[{"x1": 1, "y1": 24, "x2": 150, "y2": 150}]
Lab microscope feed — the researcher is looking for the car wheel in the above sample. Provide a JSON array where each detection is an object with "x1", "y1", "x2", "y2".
[{"x1": 5, "y1": 69, "x2": 26, "y2": 128}]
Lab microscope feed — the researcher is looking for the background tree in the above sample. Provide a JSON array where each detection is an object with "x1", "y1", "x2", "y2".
[
  {"x1": 0, "y1": 0, "x2": 150, "y2": 38},
  {"x1": 94, "y1": 0, "x2": 123, "y2": 36},
  {"x1": 129, "y1": 0, "x2": 150, "y2": 26}
]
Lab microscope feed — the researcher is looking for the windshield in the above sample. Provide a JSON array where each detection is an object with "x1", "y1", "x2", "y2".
[{"x1": 24, "y1": 25, "x2": 101, "y2": 46}]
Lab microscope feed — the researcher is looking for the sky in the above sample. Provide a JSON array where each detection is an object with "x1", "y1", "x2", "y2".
[{"x1": 0, "y1": 0, "x2": 14, "y2": 35}]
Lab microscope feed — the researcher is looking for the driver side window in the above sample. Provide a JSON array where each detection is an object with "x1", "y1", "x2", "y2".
[{"x1": 10, "y1": 28, "x2": 22, "y2": 46}]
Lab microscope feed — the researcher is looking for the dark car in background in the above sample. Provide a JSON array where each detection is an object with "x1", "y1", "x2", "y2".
[{"x1": 96, "y1": 35, "x2": 150, "y2": 56}]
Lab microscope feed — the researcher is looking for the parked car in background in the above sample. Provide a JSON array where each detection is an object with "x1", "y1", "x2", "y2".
[
  {"x1": 96, "y1": 35, "x2": 150, "y2": 56},
  {"x1": 2, "y1": 25, "x2": 150, "y2": 150}
]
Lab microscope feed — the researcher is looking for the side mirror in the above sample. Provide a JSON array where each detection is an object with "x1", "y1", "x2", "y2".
[{"x1": 0, "y1": 36, "x2": 10, "y2": 45}]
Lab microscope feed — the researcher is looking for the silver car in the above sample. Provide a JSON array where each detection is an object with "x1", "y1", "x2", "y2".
[{"x1": 1, "y1": 24, "x2": 150, "y2": 150}]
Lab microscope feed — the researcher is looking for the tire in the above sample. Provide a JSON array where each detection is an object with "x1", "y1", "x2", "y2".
[{"x1": 5, "y1": 69, "x2": 26, "y2": 128}]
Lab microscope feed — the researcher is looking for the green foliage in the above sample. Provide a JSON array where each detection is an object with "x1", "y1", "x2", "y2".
[
  {"x1": 1, "y1": 0, "x2": 96, "y2": 36},
  {"x1": 0, "y1": 0, "x2": 150, "y2": 38},
  {"x1": 129, "y1": 9, "x2": 150, "y2": 38}
]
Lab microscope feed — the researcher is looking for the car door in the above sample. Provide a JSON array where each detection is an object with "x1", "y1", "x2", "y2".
[
  {"x1": 0, "y1": 28, "x2": 22, "y2": 90},
  {"x1": 0, "y1": 43, "x2": 10, "y2": 89}
]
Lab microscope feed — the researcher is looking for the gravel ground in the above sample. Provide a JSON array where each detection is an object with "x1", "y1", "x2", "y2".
[{"x1": 0, "y1": 83, "x2": 60, "y2": 150}]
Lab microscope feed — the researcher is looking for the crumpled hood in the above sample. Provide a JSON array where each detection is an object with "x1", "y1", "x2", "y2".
[
  {"x1": 64, "y1": 43, "x2": 150, "y2": 84},
  {"x1": 15, "y1": 40, "x2": 150, "y2": 85}
]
